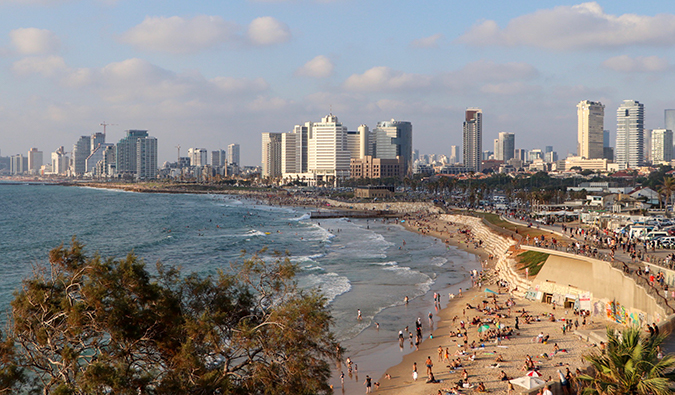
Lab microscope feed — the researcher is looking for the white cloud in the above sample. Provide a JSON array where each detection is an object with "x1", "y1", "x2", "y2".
[
  {"x1": 480, "y1": 81, "x2": 540, "y2": 95},
  {"x1": 120, "y1": 15, "x2": 237, "y2": 53},
  {"x1": 410, "y1": 33, "x2": 443, "y2": 48},
  {"x1": 295, "y1": 55, "x2": 333, "y2": 78},
  {"x1": 247, "y1": 16, "x2": 291, "y2": 46},
  {"x1": 10, "y1": 28, "x2": 60, "y2": 55},
  {"x1": 343, "y1": 60, "x2": 538, "y2": 93},
  {"x1": 12, "y1": 55, "x2": 67, "y2": 77},
  {"x1": 210, "y1": 76, "x2": 269, "y2": 94},
  {"x1": 602, "y1": 55, "x2": 670, "y2": 73},
  {"x1": 458, "y1": 2, "x2": 675, "y2": 50},
  {"x1": 344, "y1": 67, "x2": 432, "y2": 92}
]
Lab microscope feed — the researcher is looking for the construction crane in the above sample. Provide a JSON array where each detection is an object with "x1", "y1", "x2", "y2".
[
  {"x1": 176, "y1": 145, "x2": 181, "y2": 161},
  {"x1": 100, "y1": 122, "x2": 117, "y2": 135}
]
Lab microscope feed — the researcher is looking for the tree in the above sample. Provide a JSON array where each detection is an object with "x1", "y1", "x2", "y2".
[
  {"x1": 577, "y1": 326, "x2": 675, "y2": 395},
  {"x1": 658, "y1": 176, "x2": 675, "y2": 218},
  {"x1": 7, "y1": 240, "x2": 340, "y2": 394}
]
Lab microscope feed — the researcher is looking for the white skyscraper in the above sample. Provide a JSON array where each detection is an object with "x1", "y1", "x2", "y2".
[
  {"x1": 651, "y1": 129, "x2": 673, "y2": 164},
  {"x1": 52, "y1": 146, "x2": 69, "y2": 175},
  {"x1": 261, "y1": 133, "x2": 282, "y2": 178},
  {"x1": 72, "y1": 135, "x2": 91, "y2": 175},
  {"x1": 615, "y1": 100, "x2": 644, "y2": 169},
  {"x1": 463, "y1": 109, "x2": 482, "y2": 171},
  {"x1": 577, "y1": 100, "x2": 604, "y2": 159},
  {"x1": 307, "y1": 114, "x2": 351, "y2": 183},
  {"x1": 449, "y1": 145, "x2": 460, "y2": 164},
  {"x1": 227, "y1": 143, "x2": 240, "y2": 166},
  {"x1": 496, "y1": 132, "x2": 515, "y2": 161},
  {"x1": 187, "y1": 148, "x2": 208, "y2": 167},
  {"x1": 493, "y1": 139, "x2": 500, "y2": 161},
  {"x1": 27, "y1": 148, "x2": 43, "y2": 174}
]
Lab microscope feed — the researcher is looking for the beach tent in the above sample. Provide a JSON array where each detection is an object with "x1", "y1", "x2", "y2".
[
  {"x1": 526, "y1": 370, "x2": 541, "y2": 377},
  {"x1": 509, "y1": 376, "x2": 545, "y2": 389}
]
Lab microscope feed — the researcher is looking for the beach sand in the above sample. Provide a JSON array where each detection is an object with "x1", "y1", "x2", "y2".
[{"x1": 342, "y1": 214, "x2": 598, "y2": 395}]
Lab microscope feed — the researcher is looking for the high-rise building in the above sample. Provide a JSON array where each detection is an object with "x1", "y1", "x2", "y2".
[
  {"x1": 51, "y1": 146, "x2": 69, "y2": 175},
  {"x1": 449, "y1": 145, "x2": 460, "y2": 164},
  {"x1": 603, "y1": 130, "x2": 610, "y2": 147},
  {"x1": 85, "y1": 143, "x2": 113, "y2": 174},
  {"x1": 577, "y1": 100, "x2": 604, "y2": 159},
  {"x1": 227, "y1": 143, "x2": 240, "y2": 167},
  {"x1": 515, "y1": 148, "x2": 528, "y2": 162},
  {"x1": 644, "y1": 129, "x2": 653, "y2": 163},
  {"x1": 116, "y1": 130, "x2": 149, "y2": 175},
  {"x1": 281, "y1": 124, "x2": 309, "y2": 175},
  {"x1": 463, "y1": 109, "x2": 482, "y2": 171},
  {"x1": 211, "y1": 149, "x2": 227, "y2": 167},
  {"x1": 10, "y1": 154, "x2": 24, "y2": 175},
  {"x1": 651, "y1": 129, "x2": 673, "y2": 164},
  {"x1": 136, "y1": 136, "x2": 158, "y2": 180},
  {"x1": 72, "y1": 135, "x2": 91, "y2": 176},
  {"x1": 90, "y1": 132, "x2": 105, "y2": 153},
  {"x1": 27, "y1": 148, "x2": 43, "y2": 174},
  {"x1": 261, "y1": 132, "x2": 282, "y2": 178},
  {"x1": 493, "y1": 139, "x2": 500, "y2": 161},
  {"x1": 187, "y1": 148, "x2": 208, "y2": 167},
  {"x1": 665, "y1": 110, "x2": 675, "y2": 134},
  {"x1": 497, "y1": 132, "x2": 515, "y2": 161},
  {"x1": 371, "y1": 119, "x2": 413, "y2": 175},
  {"x1": 615, "y1": 100, "x2": 644, "y2": 169},
  {"x1": 307, "y1": 114, "x2": 351, "y2": 183}
]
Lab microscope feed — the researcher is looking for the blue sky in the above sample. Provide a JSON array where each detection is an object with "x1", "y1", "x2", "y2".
[{"x1": 2, "y1": 0, "x2": 675, "y2": 165}]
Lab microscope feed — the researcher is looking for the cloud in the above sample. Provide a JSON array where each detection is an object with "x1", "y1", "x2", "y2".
[
  {"x1": 458, "y1": 2, "x2": 675, "y2": 50},
  {"x1": 10, "y1": 28, "x2": 60, "y2": 54},
  {"x1": 480, "y1": 81, "x2": 540, "y2": 95},
  {"x1": 410, "y1": 33, "x2": 443, "y2": 48},
  {"x1": 602, "y1": 55, "x2": 670, "y2": 73},
  {"x1": 120, "y1": 15, "x2": 237, "y2": 53},
  {"x1": 344, "y1": 67, "x2": 433, "y2": 92},
  {"x1": 247, "y1": 16, "x2": 291, "y2": 46},
  {"x1": 12, "y1": 55, "x2": 67, "y2": 77},
  {"x1": 343, "y1": 60, "x2": 538, "y2": 93},
  {"x1": 295, "y1": 55, "x2": 333, "y2": 78}
]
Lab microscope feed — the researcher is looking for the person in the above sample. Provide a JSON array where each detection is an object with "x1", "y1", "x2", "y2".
[
  {"x1": 507, "y1": 382, "x2": 515, "y2": 395},
  {"x1": 426, "y1": 356, "x2": 434, "y2": 375},
  {"x1": 476, "y1": 382, "x2": 486, "y2": 392},
  {"x1": 499, "y1": 370, "x2": 508, "y2": 381},
  {"x1": 364, "y1": 375, "x2": 372, "y2": 393},
  {"x1": 357, "y1": 309, "x2": 362, "y2": 320},
  {"x1": 412, "y1": 362, "x2": 418, "y2": 381},
  {"x1": 543, "y1": 384, "x2": 553, "y2": 395},
  {"x1": 427, "y1": 371, "x2": 439, "y2": 384},
  {"x1": 340, "y1": 371, "x2": 344, "y2": 387}
]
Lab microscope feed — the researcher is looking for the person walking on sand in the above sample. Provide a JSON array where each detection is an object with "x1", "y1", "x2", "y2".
[
  {"x1": 412, "y1": 362, "x2": 418, "y2": 381},
  {"x1": 364, "y1": 375, "x2": 372, "y2": 393},
  {"x1": 426, "y1": 356, "x2": 434, "y2": 375}
]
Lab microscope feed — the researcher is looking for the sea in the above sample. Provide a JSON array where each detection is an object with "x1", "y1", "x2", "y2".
[{"x1": 0, "y1": 183, "x2": 481, "y2": 392}]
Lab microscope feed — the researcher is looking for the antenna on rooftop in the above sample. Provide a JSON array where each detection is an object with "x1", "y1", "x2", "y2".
[
  {"x1": 176, "y1": 145, "x2": 181, "y2": 161},
  {"x1": 100, "y1": 122, "x2": 117, "y2": 135}
]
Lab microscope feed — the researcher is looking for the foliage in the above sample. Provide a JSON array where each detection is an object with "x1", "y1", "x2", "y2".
[
  {"x1": 3, "y1": 240, "x2": 339, "y2": 394},
  {"x1": 515, "y1": 251, "x2": 549, "y2": 276},
  {"x1": 577, "y1": 326, "x2": 675, "y2": 395}
]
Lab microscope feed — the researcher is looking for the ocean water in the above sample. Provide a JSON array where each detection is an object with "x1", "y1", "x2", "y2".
[{"x1": 0, "y1": 183, "x2": 476, "y2": 347}]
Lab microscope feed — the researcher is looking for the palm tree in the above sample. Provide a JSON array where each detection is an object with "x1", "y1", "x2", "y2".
[{"x1": 577, "y1": 326, "x2": 675, "y2": 395}]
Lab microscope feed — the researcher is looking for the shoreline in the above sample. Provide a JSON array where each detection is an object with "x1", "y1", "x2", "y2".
[{"x1": 368, "y1": 213, "x2": 598, "y2": 395}]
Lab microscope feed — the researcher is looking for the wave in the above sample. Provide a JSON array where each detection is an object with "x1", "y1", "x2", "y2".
[
  {"x1": 246, "y1": 229, "x2": 266, "y2": 237},
  {"x1": 302, "y1": 272, "x2": 352, "y2": 303},
  {"x1": 373, "y1": 261, "x2": 397, "y2": 266},
  {"x1": 289, "y1": 213, "x2": 311, "y2": 222},
  {"x1": 431, "y1": 257, "x2": 448, "y2": 267}
]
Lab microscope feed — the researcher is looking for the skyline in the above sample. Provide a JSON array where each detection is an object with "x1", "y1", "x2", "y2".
[{"x1": 2, "y1": 1, "x2": 675, "y2": 165}]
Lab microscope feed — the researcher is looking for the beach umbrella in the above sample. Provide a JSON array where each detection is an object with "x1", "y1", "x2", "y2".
[
  {"x1": 477, "y1": 324, "x2": 490, "y2": 333},
  {"x1": 484, "y1": 288, "x2": 498, "y2": 294},
  {"x1": 509, "y1": 376, "x2": 545, "y2": 389},
  {"x1": 526, "y1": 370, "x2": 541, "y2": 377}
]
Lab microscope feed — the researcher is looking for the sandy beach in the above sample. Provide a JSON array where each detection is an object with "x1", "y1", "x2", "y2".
[{"x1": 342, "y1": 213, "x2": 598, "y2": 395}]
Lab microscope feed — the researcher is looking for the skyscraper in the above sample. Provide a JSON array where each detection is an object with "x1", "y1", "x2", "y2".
[
  {"x1": 497, "y1": 132, "x2": 515, "y2": 161},
  {"x1": 449, "y1": 145, "x2": 460, "y2": 164},
  {"x1": 27, "y1": 148, "x2": 43, "y2": 174},
  {"x1": 211, "y1": 150, "x2": 227, "y2": 167},
  {"x1": 116, "y1": 130, "x2": 149, "y2": 175},
  {"x1": 136, "y1": 136, "x2": 157, "y2": 180},
  {"x1": 261, "y1": 132, "x2": 282, "y2": 178},
  {"x1": 227, "y1": 143, "x2": 240, "y2": 167},
  {"x1": 281, "y1": 124, "x2": 308, "y2": 174},
  {"x1": 187, "y1": 148, "x2": 208, "y2": 167},
  {"x1": 90, "y1": 132, "x2": 105, "y2": 152},
  {"x1": 307, "y1": 114, "x2": 351, "y2": 183},
  {"x1": 72, "y1": 135, "x2": 91, "y2": 175},
  {"x1": 577, "y1": 100, "x2": 604, "y2": 159},
  {"x1": 615, "y1": 100, "x2": 644, "y2": 169},
  {"x1": 463, "y1": 109, "x2": 482, "y2": 171},
  {"x1": 665, "y1": 110, "x2": 675, "y2": 134},
  {"x1": 51, "y1": 146, "x2": 69, "y2": 175},
  {"x1": 651, "y1": 129, "x2": 673, "y2": 164},
  {"x1": 371, "y1": 119, "x2": 413, "y2": 175}
]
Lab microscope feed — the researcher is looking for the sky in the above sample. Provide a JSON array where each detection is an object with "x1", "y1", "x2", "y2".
[{"x1": 2, "y1": 0, "x2": 675, "y2": 166}]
